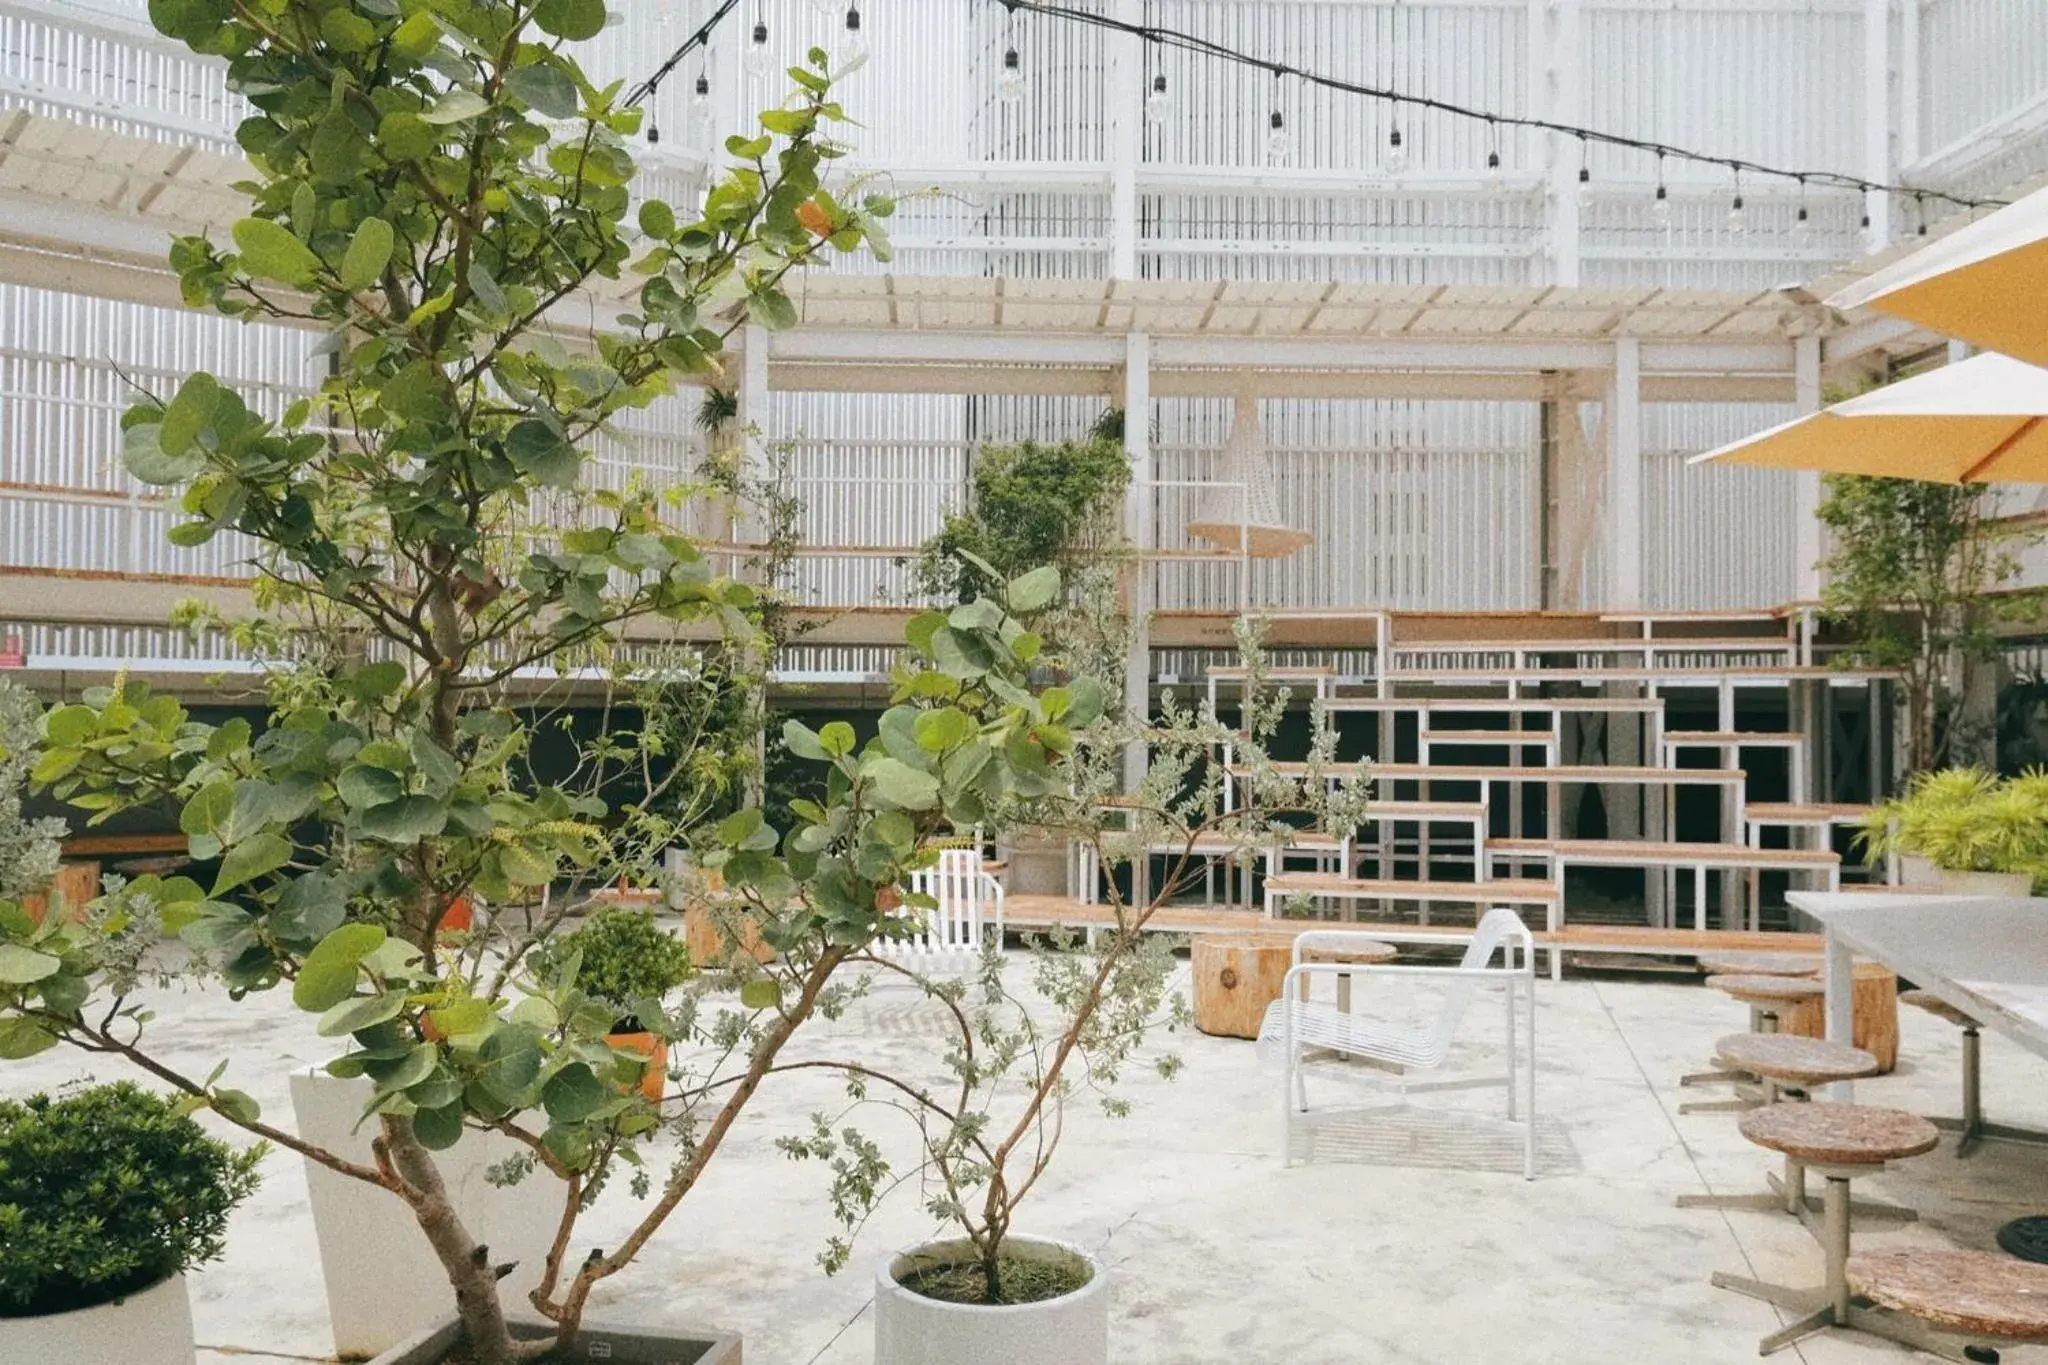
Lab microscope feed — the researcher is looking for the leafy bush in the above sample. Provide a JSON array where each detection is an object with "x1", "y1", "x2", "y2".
[
  {"x1": 543, "y1": 906, "x2": 691, "y2": 1031},
  {"x1": 1858, "y1": 767, "x2": 2048, "y2": 878},
  {"x1": 916, "y1": 438, "x2": 1129, "y2": 604},
  {"x1": 0, "y1": 678, "x2": 64, "y2": 901},
  {"x1": 0, "y1": 1082, "x2": 260, "y2": 1317}
]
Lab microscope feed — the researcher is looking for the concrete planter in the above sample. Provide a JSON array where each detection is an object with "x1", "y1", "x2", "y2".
[
  {"x1": 0, "y1": 1273, "x2": 193, "y2": 1365},
  {"x1": 290, "y1": 1071, "x2": 559, "y2": 1359},
  {"x1": 874, "y1": 1236, "x2": 1108, "y2": 1365},
  {"x1": 1937, "y1": 868, "x2": 2036, "y2": 897},
  {"x1": 367, "y1": 1313, "x2": 742, "y2": 1365}
]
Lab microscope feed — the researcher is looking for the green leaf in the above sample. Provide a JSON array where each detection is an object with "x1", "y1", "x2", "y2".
[
  {"x1": 1007, "y1": 564, "x2": 1060, "y2": 614},
  {"x1": 914, "y1": 707, "x2": 973, "y2": 753},
  {"x1": 738, "y1": 978, "x2": 780, "y2": 1010},
  {"x1": 533, "y1": 0, "x2": 606, "y2": 41},
  {"x1": 232, "y1": 216, "x2": 323, "y2": 286},
  {"x1": 357, "y1": 794, "x2": 448, "y2": 843},
  {"x1": 505, "y1": 420, "x2": 580, "y2": 488},
  {"x1": 122, "y1": 422, "x2": 203, "y2": 486},
  {"x1": 350, "y1": 660, "x2": 408, "y2": 700},
  {"x1": 212, "y1": 831, "x2": 293, "y2": 895},
  {"x1": 340, "y1": 218, "x2": 395, "y2": 293},
  {"x1": 180, "y1": 780, "x2": 235, "y2": 837},
  {"x1": 158, "y1": 372, "x2": 219, "y2": 457},
  {"x1": 412, "y1": 1102, "x2": 466, "y2": 1150},
  {"x1": 638, "y1": 199, "x2": 677, "y2": 239},
  {"x1": 365, "y1": 1041, "x2": 437, "y2": 1093},
  {"x1": 746, "y1": 288, "x2": 799, "y2": 331},
  {"x1": 336, "y1": 764, "x2": 403, "y2": 811},
  {"x1": 782, "y1": 720, "x2": 828, "y2": 761},
  {"x1": 866, "y1": 758, "x2": 940, "y2": 811},
  {"x1": 0, "y1": 1016, "x2": 57, "y2": 1059},
  {"x1": 506, "y1": 63, "x2": 579, "y2": 119},
  {"x1": 0, "y1": 944, "x2": 61, "y2": 984},
  {"x1": 477, "y1": 1029, "x2": 543, "y2": 1103},
  {"x1": 293, "y1": 923, "x2": 386, "y2": 1011},
  {"x1": 818, "y1": 722, "x2": 856, "y2": 757},
  {"x1": 317, "y1": 990, "x2": 408, "y2": 1038},
  {"x1": 421, "y1": 89, "x2": 491, "y2": 125},
  {"x1": 541, "y1": 1062, "x2": 606, "y2": 1123}
]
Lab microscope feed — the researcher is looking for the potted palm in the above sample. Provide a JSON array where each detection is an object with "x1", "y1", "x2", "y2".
[
  {"x1": 0, "y1": 1082, "x2": 260, "y2": 1365},
  {"x1": 1859, "y1": 767, "x2": 2048, "y2": 895},
  {"x1": 537, "y1": 904, "x2": 693, "y2": 1101}
]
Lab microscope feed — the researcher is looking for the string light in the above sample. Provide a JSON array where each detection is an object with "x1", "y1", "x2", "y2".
[
  {"x1": 1000, "y1": 46, "x2": 1026, "y2": 103},
  {"x1": 842, "y1": 3, "x2": 865, "y2": 63},
  {"x1": 1146, "y1": 73, "x2": 1169, "y2": 126},
  {"x1": 691, "y1": 70, "x2": 712, "y2": 130},
  {"x1": 1485, "y1": 118, "x2": 1502, "y2": 186},
  {"x1": 1650, "y1": 177, "x2": 1671, "y2": 229},
  {"x1": 1266, "y1": 109, "x2": 1292, "y2": 166},
  {"x1": 1727, "y1": 178, "x2": 1747, "y2": 235},
  {"x1": 745, "y1": 19, "x2": 771, "y2": 76},
  {"x1": 1791, "y1": 178, "x2": 1810, "y2": 246},
  {"x1": 1385, "y1": 125, "x2": 1407, "y2": 175}
]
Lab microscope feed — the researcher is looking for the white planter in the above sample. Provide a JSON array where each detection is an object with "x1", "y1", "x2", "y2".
[
  {"x1": 0, "y1": 1273, "x2": 194, "y2": 1365},
  {"x1": 873, "y1": 1236, "x2": 1108, "y2": 1365},
  {"x1": 1898, "y1": 855, "x2": 1942, "y2": 887},
  {"x1": 290, "y1": 1072, "x2": 559, "y2": 1359},
  {"x1": 1936, "y1": 869, "x2": 2036, "y2": 897}
]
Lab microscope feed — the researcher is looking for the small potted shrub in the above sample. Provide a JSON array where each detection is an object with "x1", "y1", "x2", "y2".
[
  {"x1": 1859, "y1": 767, "x2": 2048, "y2": 895},
  {"x1": 0, "y1": 1082, "x2": 260, "y2": 1365},
  {"x1": 541, "y1": 904, "x2": 693, "y2": 1101}
]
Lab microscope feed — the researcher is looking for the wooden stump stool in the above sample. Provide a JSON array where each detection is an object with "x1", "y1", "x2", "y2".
[
  {"x1": 1298, "y1": 938, "x2": 1398, "y2": 1013},
  {"x1": 1782, "y1": 961, "x2": 1900, "y2": 1073},
  {"x1": 1192, "y1": 933, "x2": 1296, "y2": 1040}
]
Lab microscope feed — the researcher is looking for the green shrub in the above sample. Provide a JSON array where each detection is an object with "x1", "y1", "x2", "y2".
[
  {"x1": 1858, "y1": 767, "x2": 2048, "y2": 879},
  {"x1": 543, "y1": 906, "x2": 692, "y2": 1031},
  {"x1": 916, "y1": 437, "x2": 1129, "y2": 604},
  {"x1": 0, "y1": 1082, "x2": 261, "y2": 1317}
]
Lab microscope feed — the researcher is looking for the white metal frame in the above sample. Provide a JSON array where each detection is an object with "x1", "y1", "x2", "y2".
[{"x1": 875, "y1": 848, "x2": 1005, "y2": 976}]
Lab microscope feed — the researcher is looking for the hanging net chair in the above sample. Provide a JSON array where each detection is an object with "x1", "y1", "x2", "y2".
[{"x1": 1184, "y1": 393, "x2": 1314, "y2": 559}]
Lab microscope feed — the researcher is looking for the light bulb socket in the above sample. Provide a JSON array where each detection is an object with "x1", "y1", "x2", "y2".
[
  {"x1": 1388, "y1": 127, "x2": 1403, "y2": 148},
  {"x1": 1578, "y1": 166, "x2": 1590, "y2": 184},
  {"x1": 751, "y1": 20, "x2": 767, "y2": 43},
  {"x1": 844, "y1": 5, "x2": 861, "y2": 32},
  {"x1": 1269, "y1": 110, "x2": 1284, "y2": 131},
  {"x1": 1796, "y1": 205, "x2": 1809, "y2": 222},
  {"x1": 1654, "y1": 184, "x2": 1667, "y2": 200},
  {"x1": 648, "y1": 123, "x2": 660, "y2": 143},
  {"x1": 694, "y1": 74, "x2": 710, "y2": 96},
  {"x1": 1731, "y1": 194, "x2": 1744, "y2": 210},
  {"x1": 1152, "y1": 73, "x2": 1166, "y2": 94},
  {"x1": 1004, "y1": 47, "x2": 1019, "y2": 70},
  {"x1": 1486, "y1": 150, "x2": 1500, "y2": 170}
]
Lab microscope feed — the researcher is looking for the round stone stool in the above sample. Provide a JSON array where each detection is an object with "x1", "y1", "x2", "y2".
[
  {"x1": 1848, "y1": 1249, "x2": 2048, "y2": 1363},
  {"x1": 1711, "y1": 972, "x2": 1827, "y2": 1031},
  {"x1": 1681, "y1": 1024, "x2": 1871, "y2": 1118},
  {"x1": 1711, "y1": 1104, "x2": 1939, "y2": 1357},
  {"x1": 1698, "y1": 951, "x2": 1822, "y2": 978}
]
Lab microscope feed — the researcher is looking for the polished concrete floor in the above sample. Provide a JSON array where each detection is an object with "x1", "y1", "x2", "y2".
[{"x1": 7, "y1": 955, "x2": 2046, "y2": 1365}]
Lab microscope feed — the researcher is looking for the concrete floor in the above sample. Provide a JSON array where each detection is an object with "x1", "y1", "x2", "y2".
[{"x1": 7, "y1": 957, "x2": 2047, "y2": 1365}]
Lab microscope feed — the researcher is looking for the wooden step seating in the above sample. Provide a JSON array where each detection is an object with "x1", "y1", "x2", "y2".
[
  {"x1": 1353, "y1": 799, "x2": 1488, "y2": 879},
  {"x1": 1263, "y1": 873, "x2": 1558, "y2": 928},
  {"x1": 1662, "y1": 730, "x2": 1809, "y2": 804}
]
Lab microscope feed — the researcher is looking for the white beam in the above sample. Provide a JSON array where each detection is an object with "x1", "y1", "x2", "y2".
[
  {"x1": 1122, "y1": 331, "x2": 1151, "y2": 790},
  {"x1": 1794, "y1": 334, "x2": 1824, "y2": 602},
  {"x1": 1606, "y1": 338, "x2": 1644, "y2": 610},
  {"x1": 1542, "y1": 0, "x2": 1583, "y2": 287},
  {"x1": 1862, "y1": 0, "x2": 1893, "y2": 250},
  {"x1": 1821, "y1": 311, "x2": 1925, "y2": 365}
]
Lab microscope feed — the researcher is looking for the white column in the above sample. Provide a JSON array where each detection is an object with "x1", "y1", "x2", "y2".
[
  {"x1": 1863, "y1": 0, "x2": 1893, "y2": 250},
  {"x1": 1794, "y1": 334, "x2": 1824, "y2": 602},
  {"x1": 1108, "y1": 0, "x2": 1142, "y2": 279},
  {"x1": 1605, "y1": 337, "x2": 1643, "y2": 610},
  {"x1": 1900, "y1": 0, "x2": 1922, "y2": 170},
  {"x1": 1122, "y1": 331, "x2": 1152, "y2": 791},
  {"x1": 736, "y1": 323, "x2": 772, "y2": 546},
  {"x1": 1540, "y1": 0, "x2": 1582, "y2": 287}
]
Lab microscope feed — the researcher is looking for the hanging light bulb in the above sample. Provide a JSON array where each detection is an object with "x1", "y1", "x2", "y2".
[
  {"x1": 841, "y1": 3, "x2": 865, "y2": 62},
  {"x1": 1650, "y1": 182, "x2": 1672, "y2": 229},
  {"x1": 1146, "y1": 73, "x2": 1169, "y2": 127},
  {"x1": 1486, "y1": 148, "x2": 1502, "y2": 187},
  {"x1": 691, "y1": 72, "x2": 713, "y2": 130},
  {"x1": 999, "y1": 47, "x2": 1026, "y2": 104},
  {"x1": 1385, "y1": 124, "x2": 1408, "y2": 175},
  {"x1": 745, "y1": 20, "x2": 771, "y2": 77},
  {"x1": 1791, "y1": 203, "x2": 1810, "y2": 246},
  {"x1": 1916, "y1": 192, "x2": 1929, "y2": 236},
  {"x1": 1727, "y1": 191, "x2": 1747, "y2": 234},
  {"x1": 1265, "y1": 109, "x2": 1292, "y2": 167},
  {"x1": 1576, "y1": 163, "x2": 1592, "y2": 206}
]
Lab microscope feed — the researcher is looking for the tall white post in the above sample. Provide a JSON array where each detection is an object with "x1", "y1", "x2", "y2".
[
  {"x1": 1794, "y1": 334, "x2": 1824, "y2": 602},
  {"x1": 737, "y1": 322, "x2": 772, "y2": 545},
  {"x1": 1899, "y1": 0, "x2": 1922, "y2": 171},
  {"x1": 1863, "y1": 0, "x2": 1893, "y2": 250},
  {"x1": 1122, "y1": 331, "x2": 1152, "y2": 791},
  {"x1": 1605, "y1": 337, "x2": 1643, "y2": 610},
  {"x1": 1539, "y1": 0, "x2": 1582, "y2": 287},
  {"x1": 1108, "y1": 0, "x2": 1142, "y2": 279}
]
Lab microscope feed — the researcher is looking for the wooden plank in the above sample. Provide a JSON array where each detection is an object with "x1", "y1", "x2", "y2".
[
  {"x1": 1549, "y1": 839, "x2": 1839, "y2": 866},
  {"x1": 1363, "y1": 800, "x2": 1489, "y2": 818},
  {"x1": 1266, "y1": 874, "x2": 1559, "y2": 902},
  {"x1": 60, "y1": 832, "x2": 187, "y2": 856},
  {"x1": 1664, "y1": 731, "x2": 1804, "y2": 744},
  {"x1": 1746, "y1": 803, "x2": 1877, "y2": 822}
]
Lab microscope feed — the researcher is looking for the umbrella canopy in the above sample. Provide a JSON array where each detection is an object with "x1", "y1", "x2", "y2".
[
  {"x1": 1827, "y1": 186, "x2": 2048, "y2": 367},
  {"x1": 1689, "y1": 352, "x2": 2048, "y2": 483}
]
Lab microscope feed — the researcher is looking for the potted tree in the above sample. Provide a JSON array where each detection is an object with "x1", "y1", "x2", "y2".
[
  {"x1": 0, "y1": 1082, "x2": 260, "y2": 1365},
  {"x1": 1860, "y1": 767, "x2": 2048, "y2": 896},
  {"x1": 785, "y1": 620, "x2": 1371, "y2": 1365},
  {"x1": 537, "y1": 903, "x2": 693, "y2": 1101}
]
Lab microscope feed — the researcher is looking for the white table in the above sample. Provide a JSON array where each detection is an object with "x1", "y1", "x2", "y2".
[{"x1": 1788, "y1": 891, "x2": 2048, "y2": 1103}]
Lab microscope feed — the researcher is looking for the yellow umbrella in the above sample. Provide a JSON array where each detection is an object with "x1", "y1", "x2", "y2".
[
  {"x1": 1689, "y1": 352, "x2": 2048, "y2": 483},
  {"x1": 1827, "y1": 186, "x2": 2048, "y2": 367}
]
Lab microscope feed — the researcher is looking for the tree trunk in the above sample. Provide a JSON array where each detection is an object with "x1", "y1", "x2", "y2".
[{"x1": 380, "y1": 1115, "x2": 524, "y2": 1365}]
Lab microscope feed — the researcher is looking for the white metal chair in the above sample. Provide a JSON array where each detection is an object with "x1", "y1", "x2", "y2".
[
  {"x1": 1258, "y1": 906, "x2": 1539, "y2": 1179},
  {"x1": 872, "y1": 848, "x2": 1005, "y2": 976}
]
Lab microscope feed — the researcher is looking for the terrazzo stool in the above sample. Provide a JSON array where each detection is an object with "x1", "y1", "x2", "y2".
[
  {"x1": 1679, "y1": 978, "x2": 1828, "y2": 1115},
  {"x1": 1678, "y1": 1037, "x2": 1895, "y2": 1220},
  {"x1": 1711, "y1": 1103, "x2": 1941, "y2": 1357},
  {"x1": 1697, "y1": 952, "x2": 1823, "y2": 978},
  {"x1": 1847, "y1": 1249, "x2": 2048, "y2": 1363}
]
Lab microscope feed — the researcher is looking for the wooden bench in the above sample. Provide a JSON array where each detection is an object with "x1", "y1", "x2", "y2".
[
  {"x1": 1662, "y1": 730, "x2": 1808, "y2": 803},
  {"x1": 1263, "y1": 874, "x2": 1559, "y2": 928}
]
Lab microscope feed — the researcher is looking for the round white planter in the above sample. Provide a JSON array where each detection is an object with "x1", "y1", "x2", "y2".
[
  {"x1": 290, "y1": 1071, "x2": 558, "y2": 1359},
  {"x1": 873, "y1": 1236, "x2": 1108, "y2": 1365},
  {"x1": 1936, "y1": 868, "x2": 2036, "y2": 897},
  {"x1": 0, "y1": 1273, "x2": 193, "y2": 1365}
]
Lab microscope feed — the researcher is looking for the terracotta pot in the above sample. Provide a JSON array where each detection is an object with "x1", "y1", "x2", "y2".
[
  {"x1": 683, "y1": 903, "x2": 773, "y2": 967},
  {"x1": 610, "y1": 1031, "x2": 668, "y2": 1102},
  {"x1": 438, "y1": 893, "x2": 473, "y2": 933},
  {"x1": 21, "y1": 861, "x2": 98, "y2": 927}
]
